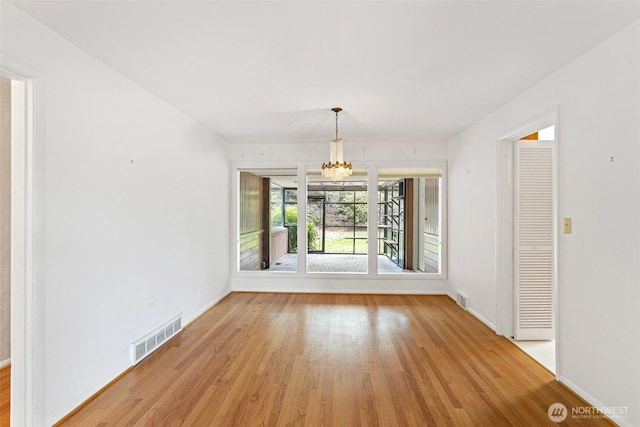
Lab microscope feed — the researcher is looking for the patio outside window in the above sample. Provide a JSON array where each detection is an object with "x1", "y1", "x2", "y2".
[{"x1": 236, "y1": 165, "x2": 444, "y2": 276}]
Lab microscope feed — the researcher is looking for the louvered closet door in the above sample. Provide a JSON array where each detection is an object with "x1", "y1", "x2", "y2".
[{"x1": 515, "y1": 141, "x2": 554, "y2": 340}]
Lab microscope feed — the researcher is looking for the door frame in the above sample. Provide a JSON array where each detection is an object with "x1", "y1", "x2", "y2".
[
  {"x1": 2, "y1": 54, "x2": 46, "y2": 426},
  {"x1": 495, "y1": 108, "x2": 558, "y2": 348}
]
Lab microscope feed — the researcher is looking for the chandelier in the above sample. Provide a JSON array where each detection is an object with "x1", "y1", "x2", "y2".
[{"x1": 321, "y1": 107, "x2": 352, "y2": 180}]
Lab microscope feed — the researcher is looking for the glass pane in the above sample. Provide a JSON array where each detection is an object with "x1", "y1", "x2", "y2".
[
  {"x1": 306, "y1": 175, "x2": 368, "y2": 273},
  {"x1": 284, "y1": 204, "x2": 297, "y2": 226},
  {"x1": 284, "y1": 189, "x2": 297, "y2": 203},
  {"x1": 325, "y1": 191, "x2": 341, "y2": 203},
  {"x1": 341, "y1": 191, "x2": 355, "y2": 203},
  {"x1": 270, "y1": 186, "x2": 283, "y2": 227},
  {"x1": 354, "y1": 237, "x2": 368, "y2": 254},
  {"x1": 355, "y1": 205, "x2": 367, "y2": 226},
  {"x1": 283, "y1": 225, "x2": 297, "y2": 254},
  {"x1": 325, "y1": 204, "x2": 347, "y2": 227},
  {"x1": 238, "y1": 169, "x2": 297, "y2": 272},
  {"x1": 307, "y1": 199, "x2": 323, "y2": 252},
  {"x1": 377, "y1": 172, "x2": 442, "y2": 274},
  {"x1": 284, "y1": 204, "x2": 298, "y2": 254},
  {"x1": 324, "y1": 228, "x2": 354, "y2": 254},
  {"x1": 424, "y1": 177, "x2": 440, "y2": 273}
]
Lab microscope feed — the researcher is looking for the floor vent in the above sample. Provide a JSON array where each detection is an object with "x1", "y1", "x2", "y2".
[
  {"x1": 456, "y1": 293, "x2": 469, "y2": 310},
  {"x1": 131, "y1": 314, "x2": 182, "y2": 365}
]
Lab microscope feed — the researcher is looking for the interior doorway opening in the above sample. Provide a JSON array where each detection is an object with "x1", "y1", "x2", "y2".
[
  {"x1": 1, "y1": 61, "x2": 44, "y2": 426},
  {"x1": 497, "y1": 116, "x2": 557, "y2": 375},
  {"x1": 513, "y1": 124, "x2": 556, "y2": 373}
]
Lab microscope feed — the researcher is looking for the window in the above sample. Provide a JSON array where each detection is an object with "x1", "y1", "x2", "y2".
[
  {"x1": 235, "y1": 164, "x2": 446, "y2": 277},
  {"x1": 306, "y1": 173, "x2": 368, "y2": 273},
  {"x1": 282, "y1": 188, "x2": 302, "y2": 255},
  {"x1": 377, "y1": 168, "x2": 442, "y2": 274},
  {"x1": 270, "y1": 185, "x2": 283, "y2": 228},
  {"x1": 237, "y1": 168, "x2": 297, "y2": 272}
]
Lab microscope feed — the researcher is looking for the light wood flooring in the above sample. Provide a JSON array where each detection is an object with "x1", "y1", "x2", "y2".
[
  {"x1": 57, "y1": 293, "x2": 612, "y2": 426},
  {"x1": 0, "y1": 365, "x2": 9, "y2": 427}
]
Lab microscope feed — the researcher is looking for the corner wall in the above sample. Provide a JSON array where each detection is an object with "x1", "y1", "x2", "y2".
[
  {"x1": 1, "y1": 4, "x2": 231, "y2": 424},
  {"x1": 448, "y1": 21, "x2": 640, "y2": 425}
]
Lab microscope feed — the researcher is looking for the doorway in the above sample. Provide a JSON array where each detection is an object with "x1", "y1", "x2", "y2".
[
  {"x1": 496, "y1": 110, "x2": 558, "y2": 374},
  {"x1": 512, "y1": 126, "x2": 556, "y2": 373},
  {"x1": 1, "y1": 60, "x2": 44, "y2": 425},
  {"x1": 514, "y1": 134, "x2": 555, "y2": 341}
]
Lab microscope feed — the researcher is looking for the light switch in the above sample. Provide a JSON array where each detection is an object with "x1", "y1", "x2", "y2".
[{"x1": 563, "y1": 218, "x2": 572, "y2": 234}]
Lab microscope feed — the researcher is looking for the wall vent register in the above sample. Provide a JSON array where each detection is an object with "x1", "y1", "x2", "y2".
[{"x1": 130, "y1": 314, "x2": 182, "y2": 365}]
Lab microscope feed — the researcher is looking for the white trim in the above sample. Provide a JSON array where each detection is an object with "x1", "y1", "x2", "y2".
[
  {"x1": 496, "y1": 108, "x2": 559, "y2": 142},
  {"x1": 468, "y1": 308, "x2": 496, "y2": 331},
  {"x1": 183, "y1": 290, "x2": 232, "y2": 327},
  {"x1": 230, "y1": 287, "x2": 449, "y2": 295},
  {"x1": 231, "y1": 274, "x2": 448, "y2": 294},
  {"x1": 445, "y1": 293, "x2": 496, "y2": 330},
  {"x1": 0, "y1": 358, "x2": 10, "y2": 369},
  {"x1": 439, "y1": 162, "x2": 448, "y2": 279},
  {"x1": 495, "y1": 140, "x2": 515, "y2": 337},
  {"x1": 367, "y1": 164, "x2": 379, "y2": 275},
  {"x1": 297, "y1": 165, "x2": 308, "y2": 273},
  {"x1": 231, "y1": 270, "x2": 448, "y2": 281},
  {"x1": 416, "y1": 177, "x2": 425, "y2": 272},
  {"x1": 557, "y1": 375, "x2": 632, "y2": 427},
  {"x1": 1, "y1": 53, "x2": 46, "y2": 427}
]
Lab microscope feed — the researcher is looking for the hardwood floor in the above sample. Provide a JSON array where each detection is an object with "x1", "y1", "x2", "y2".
[
  {"x1": 0, "y1": 365, "x2": 9, "y2": 427},
  {"x1": 57, "y1": 293, "x2": 612, "y2": 426}
]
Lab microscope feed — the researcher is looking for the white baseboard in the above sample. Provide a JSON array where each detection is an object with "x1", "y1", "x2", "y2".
[
  {"x1": 557, "y1": 375, "x2": 630, "y2": 427},
  {"x1": 446, "y1": 293, "x2": 497, "y2": 331},
  {"x1": 0, "y1": 358, "x2": 9, "y2": 369},
  {"x1": 184, "y1": 289, "x2": 232, "y2": 328},
  {"x1": 468, "y1": 308, "x2": 496, "y2": 331},
  {"x1": 231, "y1": 287, "x2": 449, "y2": 295}
]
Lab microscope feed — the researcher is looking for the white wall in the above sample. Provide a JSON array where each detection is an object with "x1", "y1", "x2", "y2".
[
  {"x1": 0, "y1": 4, "x2": 231, "y2": 425},
  {"x1": 0, "y1": 76, "x2": 10, "y2": 365},
  {"x1": 229, "y1": 140, "x2": 450, "y2": 294},
  {"x1": 448, "y1": 21, "x2": 640, "y2": 425},
  {"x1": 230, "y1": 140, "x2": 446, "y2": 163}
]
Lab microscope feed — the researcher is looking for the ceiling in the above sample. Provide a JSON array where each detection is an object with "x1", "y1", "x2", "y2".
[{"x1": 11, "y1": 1, "x2": 640, "y2": 145}]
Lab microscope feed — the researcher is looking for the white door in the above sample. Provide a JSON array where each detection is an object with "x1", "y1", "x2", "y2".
[{"x1": 514, "y1": 140, "x2": 554, "y2": 340}]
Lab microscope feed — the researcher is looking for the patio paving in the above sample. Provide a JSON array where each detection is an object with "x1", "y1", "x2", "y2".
[{"x1": 269, "y1": 253, "x2": 411, "y2": 273}]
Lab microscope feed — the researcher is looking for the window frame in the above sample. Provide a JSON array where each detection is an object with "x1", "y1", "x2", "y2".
[{"x1": 231, "y1": 161, "x2": 447, "y2": 280}]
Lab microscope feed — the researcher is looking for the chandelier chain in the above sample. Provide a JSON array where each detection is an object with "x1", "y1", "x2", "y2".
[{"x1": 335, "y1": 110, "x2": 339, "y2": 140}]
